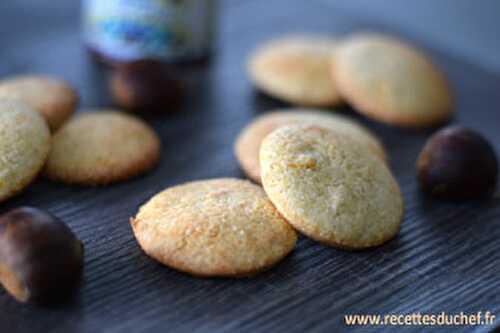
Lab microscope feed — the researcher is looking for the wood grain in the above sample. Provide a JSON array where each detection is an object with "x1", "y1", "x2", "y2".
[{"x1": 0, "y1": 1, "x2": 499, "y2": 332}]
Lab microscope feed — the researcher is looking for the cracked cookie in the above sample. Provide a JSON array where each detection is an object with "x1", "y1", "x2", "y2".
[{"x1": 260, "y1": 124, "x2": 403, "y2": 249}]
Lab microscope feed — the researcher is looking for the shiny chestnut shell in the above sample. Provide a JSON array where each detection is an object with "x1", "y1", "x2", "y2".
[
  {"x1": 0, "y1": 207, "x2": 84, "y2": 304},
  {"x1": 417, "y1": 126, "x2": 498, "y2": 200},
  {"x1": 110, "y1": 60, "x2": 182, "y2": 112}
]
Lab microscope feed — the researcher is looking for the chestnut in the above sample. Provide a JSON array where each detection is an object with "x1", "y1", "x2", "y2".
[
  {"x1": 0, "y1": 207, "x2": 84, "y2": 304},
  {"x1": 110, "y1": 60, "x2": 182, "y2": 112},
  {"x1": 417, "y1": 126, "x2": 498, "y2": 200}
]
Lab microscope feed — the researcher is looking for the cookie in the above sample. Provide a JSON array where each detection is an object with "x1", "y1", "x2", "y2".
[
  {"x1": 235, "y1": 109, "x2": 386, "y2": 183},
  {"x1": 0, "y1": 75, "x2": 78, "y2": 131},
  {"x1": 44, "y1": 110, "x2": 160, "y2": 185},
  {"x1": 260, "y1": 125, "x2": 403, "y2": 249},
  {"x1": 0, "y1": 100, "x2": 51, "y2": 202},
  {"x1": 334, "y1": 34, "x2": 453, "y2": 128},
  {"x1": 247, "y1": 35, "x2": 342, "y2": 107},
  {"x1": 131, "y1": 178, "x2": 297, "y2": 277}
]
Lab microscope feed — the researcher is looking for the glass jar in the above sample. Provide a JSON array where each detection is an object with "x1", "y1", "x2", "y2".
[{"x1": 82, "y1": 0, "x2": 217, "y2": 65}]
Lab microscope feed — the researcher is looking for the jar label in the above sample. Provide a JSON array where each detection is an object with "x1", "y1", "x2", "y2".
[{"x1": 83, "y1": 0, "x2": 216, "y2": 61}]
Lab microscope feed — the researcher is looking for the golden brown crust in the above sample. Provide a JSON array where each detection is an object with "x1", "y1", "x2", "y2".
[
  {"x1": 44, "y1": 110, "x2": 160, "y2": 185},
  {"x1": 247, "y1": 35, "x2": 342, "y2": 107},
  {"x1": 334, "y1": 34, "x2": 453, "y2": 128},
  {"x1": 234, "y1": 109, "x2": 386, "y2": 184},
  {"x1": 130, "y1": 178, "x2": 297, "y2": 277},
  {"x1": 0, "y1": 100, "x2": 51, "y2": 202},
  {"x1": 0, "y1": 75, "x2": 78, "y2": 131},
  {"x1": 260, "y1": 125, "x2": 404, "y2": 249}
]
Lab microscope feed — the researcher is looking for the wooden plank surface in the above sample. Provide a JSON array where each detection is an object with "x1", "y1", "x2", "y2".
[{"x1": 0, "y1": 1, "x2": 499, "y2": 332}]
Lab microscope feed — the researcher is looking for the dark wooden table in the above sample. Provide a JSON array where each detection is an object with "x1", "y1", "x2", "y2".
[{"x1": 1, "y1": 1, "x2": 499, "y2": 332}]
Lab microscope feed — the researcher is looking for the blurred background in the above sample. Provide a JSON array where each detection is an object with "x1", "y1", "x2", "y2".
[
  {"x1": 0, "y1": 0, "x2": 499, "y2": 74},
  {"x1": 321, "y1": 0, "x2": 500, "y2": 74}
]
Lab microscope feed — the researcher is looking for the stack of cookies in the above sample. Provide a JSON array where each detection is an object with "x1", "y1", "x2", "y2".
[
  {"x1": 236, "y1": 109, "x2": 403, "y2": 249},
  {"x1": 248, "y1": 33, "x2": 453, "y2": 128},
  {"x1": 131, "y1": 32, "x2": 421, "y2": 278},
  {"x1": 0, "y1": 75, "x2": 161, "y2": 204},
  {"x1": 132, "y1": 108, "x2": 404, "y2": 277}
]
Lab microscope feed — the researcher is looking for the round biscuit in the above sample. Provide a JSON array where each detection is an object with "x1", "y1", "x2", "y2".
[
  {"x1": 0, "y1": 75, "x2": 78, "y2": 131},
  {"x1": 260, "y1": 125, "x2": 404, "y2": 249},
  {"x1": 131, "y1": 178, "x2": 297, "y2": 277},
  {"x1": 44, "y1": 110, "x2": 160, "y2": 185},
  {"x1": 248, "y1": 36, "x2": 342, "y2": 107},
  {"x1": 235, "y1": 109, "x2": 386, "y2": 184},
  {"x1": 334, "y1": 34, "x2": 453, "y2": 128},
  {"x1": 0, "y1": 100, "x2": 51, "y2": 202}
]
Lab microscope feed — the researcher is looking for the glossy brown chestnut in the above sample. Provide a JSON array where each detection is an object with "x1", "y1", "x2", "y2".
[
  {"x1": 110, "y1": 60, "x2": 182, "y2": 112},
  {"x1": 417, "y1": 126, "x2": 498, "y2": 200},
  {"x1": 0, "y1": 207, "x2": 84, "y2": 304}
]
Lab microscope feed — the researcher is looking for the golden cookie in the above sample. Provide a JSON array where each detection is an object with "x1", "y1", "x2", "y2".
[
  {"x1": 334, "y1": 34, "x2": 453, "y2": 128},
  {"x1": 260, "y1": 125, "x2": 403, "y2": 249},
  {"x1": 248, "y1": 36, "x2": 341, "y2": 107},
  {"x1": 0, "y1": 75, "x2": 78, "y2": 131},
  {"x1": 131, "y1": 178, "x2": 297, "y2": 277},
  {"x1": 0, "y1": 100, "x2": 51, "y2": 202},
  {"x1": 235, "y1": 109, "x2": 386, "y2": 184},
  {"x1": 44, "y1": 110, "x2": 160, "y2": 185}
]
